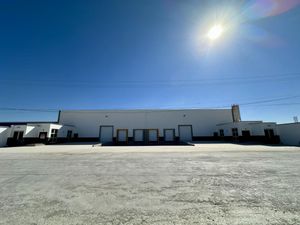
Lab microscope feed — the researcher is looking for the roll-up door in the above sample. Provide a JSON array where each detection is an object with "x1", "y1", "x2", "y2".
[
  {"x1": 148, "y1": 129, "x2": 159, "y2": 143},
  {"x1": 164, "y1": 129, "x2": 175, "y2": 142},
  {"x1": 134, "y1": 129, "x2": 144, "y2": 142},
  {"x1": 117, "y1": 129, "x2": 128, "y2": 143},
  {"x1": 178, "y1": 125, "x2": 193, "y2": 142},
  {"x1": 100, "y1": 126, "x2": 113, "y2": 143}
]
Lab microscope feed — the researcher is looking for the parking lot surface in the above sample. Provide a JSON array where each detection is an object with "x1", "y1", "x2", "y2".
[{"x1": 0, "y1": 143, "x2": 300, "y2": 225}]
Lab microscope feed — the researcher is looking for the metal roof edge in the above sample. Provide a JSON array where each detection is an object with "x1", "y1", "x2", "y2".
[
  {"x1": 0, "y1": 121, "x2": 58, "y2": 126},
  {"x1": 278, "y1": 122, "x2": 300, "y2": 126},
  {"x1": 60, "y1": 108, "x2": 231, "y2": 113}
]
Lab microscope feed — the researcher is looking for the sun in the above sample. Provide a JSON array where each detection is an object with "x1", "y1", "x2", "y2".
[{"x1": 207, "y1": 24, "x2": 224, "y2": 41}]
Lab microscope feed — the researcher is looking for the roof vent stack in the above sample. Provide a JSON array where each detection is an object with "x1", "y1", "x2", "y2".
[{"x1": 232, "y1": 104, "x2": 241, "y2": 122}]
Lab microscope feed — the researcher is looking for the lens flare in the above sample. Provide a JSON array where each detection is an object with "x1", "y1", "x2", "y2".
[
  {"x1": 243, "y1": 0, "x2": 300, "y2": 20},
  {"x1": 207, "y1": 24, "x2": 224, "y2": 40},
  {"x1": 194, "y1": 0, "x2": 300, "y2": 53}
]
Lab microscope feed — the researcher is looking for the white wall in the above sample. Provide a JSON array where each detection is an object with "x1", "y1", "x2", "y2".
[
  {"x1": 52, "y1": 124, "x2": 76, "y2": 138},
  {"x1": 217, "y1": 121, "x2": 278, "y2": 136},
  {"x1": 216, "y1": 122, "x2": 254, "y2": 136},
  {"x1": 0, "y1": 127, "x2": 10, "y2": 147},
  {"x1": 27, "y1": 124, "x2": 76, "y2": 138},
  {"x1": 27, "y1": 124, "x2": 51, "y2": 138},
  {"x1": 278, "y1": 123, "x2": 300, "y2": 146},
  {"x1": 10, "y1": 124, "x2": 51, "y2": 138},
  {"x1": 216, "y1": 123, "x2": 234, "y2": 136},
  {"x1": 9, "y1": 125, "x2": 34, "y2": 138},
  {"x1": 59, "y1": 109, "x2": 233, "y2": 138},
  {"x1": 250, "y1": 122, "x2": 278, "y2": 136},
  {"x1": 8, "y1": 124, "x2": 75, "y2": 139}
]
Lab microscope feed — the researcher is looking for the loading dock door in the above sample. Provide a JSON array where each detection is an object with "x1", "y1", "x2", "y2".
[
  {"x1": 148, "y1": 129, "x2": 159, "y2": 143},
  {"x1": 100, "y1": 126, "x2": 113, "y2": 144},
  {"x1": 164, "y1": 129, "x2": 175, "y2": 142},
  {"x1": 179, "y1": 125, "x2": 192, "y2": 142},
  {"x1": 134, "y1": 129, "x2": 144, "y2": 142},
  {"x1": 117, "y1": 129, "x2": 128, "y2": 143}
]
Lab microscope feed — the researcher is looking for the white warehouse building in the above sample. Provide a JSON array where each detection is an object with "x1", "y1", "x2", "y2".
[
  {"x1": 2, "y1": 105, "x2": 299, "y2": 146},
  {"x1": 58, "y1": 108, "x2": 233, "y2": 144},
  {"x1": 57, "y1": 105, "x2": 280, "y2": 145}
]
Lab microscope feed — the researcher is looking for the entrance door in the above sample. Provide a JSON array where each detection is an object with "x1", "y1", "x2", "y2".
[
  {"x1": 13, "y1": 131, "x2": 19, "y2": 140},
  {"x1": 264, "y1": 129, "x2": 275, "y2": 139},
  {"x1": 242, "y1": 130, "x2": 251, "y2": 141},
  {"x1": 164, "y1": 129, "x2": 175, "y2": 142},
  {"x1": 67, "y1": 130, "x2": 72, "y2": 140},
  {"x1": 242, "y1": 130, "x2": 251, "y2": 137},
  {"x1": 39, "y1": 132, "x2": 47, "y2": 141},
  {"x1": 12, "y1": 131, "x2": 24, "y2": 145},
  {"x1": 148, "y1": 129, "x2": 159, "y2": 143},
  {"x1": 13, "y1": 131, "x2": 24, "y2": 141},
  {"x1": 178, "y1": 125, "x2": 192, "y2": 142},
  {"x1": 100, "y1": 126, "x2": 113, "y2": 144},
  {"x1": 49, "y1": 129, "x2": 58, "y2": 143},
  {"x1": 39, "y1": 132, "x2": 47, "y2": 140},
  {"x1": 117, "y1": 129, "x2": 128, "y2": 143},
  {"x1": 134, "y1": 129, "x2": 144, "y2": 142}
]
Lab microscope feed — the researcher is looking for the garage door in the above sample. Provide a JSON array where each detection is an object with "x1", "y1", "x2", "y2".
[
  {"x1": 100, "y1": 126, "x2": 113, "y2": 143},
  {"x1": 148, "y1": 129, "x2": 158, "y2": 142},
  {"x1": 134, "y1": 129, "x2": 144, "y2": 142},
  {"x1": 164, "y1": 129, "x2": 175, "y2": 142},
  {"x1": 117, "y1": 129, "x2": 128, "y2": 143},
  {"x1": 179, "y1": 125, "x2": 192, "y2": 142}
]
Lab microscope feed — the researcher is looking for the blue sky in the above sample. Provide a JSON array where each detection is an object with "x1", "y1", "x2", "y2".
[{"x1": 0, "y1": 0, "x2": 300, "y2": 123}]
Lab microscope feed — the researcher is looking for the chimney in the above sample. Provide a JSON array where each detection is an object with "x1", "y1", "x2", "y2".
[{"x1": 232, "y1": 104, "x2": 241, "y2": 122}]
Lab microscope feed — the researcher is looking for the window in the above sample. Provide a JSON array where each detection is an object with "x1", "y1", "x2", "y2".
[
  {"x1": 232, "y1": 128, "x2": 238, "y2": 137},
  {"x1": 51, "y1": 129, "x2": 58, "y2": 138},
  {"x1": 264, "y1": 129, "x2": 275, "y2": 138},
  {"x1": 219, "y1": 129, "x2": 224, "y2": 137},
  {"x1": 67, "y1": 130, "x2": 72, "y2": 139},
  {"x1": 13, "y1": 132, "x2": 18, "y2": 140},
  {"x1": 13, "y1": 131, "x2": 24, "y2": 140}
]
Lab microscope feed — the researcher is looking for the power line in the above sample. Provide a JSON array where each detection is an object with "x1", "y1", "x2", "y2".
[
  {"x1": 242, "y1": 103, "x2": 300, "y2": 107},
  {"x1": 1, "y1": 95, "x2": 300, "y2": 113},
  {"x1": 238, "y1": 95, "x2": 300, "y2": 106},
  {"x1": 0, "y1": 108, "x2": 58, "y2": 112},
  {"x1": 193, "y1": 95, "x2": 300, "y2": 108},
  {"x1": 0, "y1": 72, "x2": 299, "y2": 88}
]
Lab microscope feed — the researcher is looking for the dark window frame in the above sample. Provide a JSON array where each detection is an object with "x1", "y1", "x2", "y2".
[
  {"x1": 232, "y1": 128, "x2": 238, "y2": 137},
  {"x1": 50, "y1": 129, "x2": 58, "y2": 138},
  {"x1": 219, "y1": 129, "x2": 224, "y2": 137}
]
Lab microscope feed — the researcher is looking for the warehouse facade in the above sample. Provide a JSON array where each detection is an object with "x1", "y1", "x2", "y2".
[
  {"x1": 58, "y1": 108, "x2": 234, "y2": 144},
  {"x1": 2, "y1": 105, "x2": 297, "y2": 146},
  {"x1": 57, "y1": 105, "x2": 279, "y2": 145}
]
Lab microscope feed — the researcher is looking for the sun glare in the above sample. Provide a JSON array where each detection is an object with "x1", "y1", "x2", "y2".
[{"x1": 207, "y1": 24, "x2": 224, "y2": 41}]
